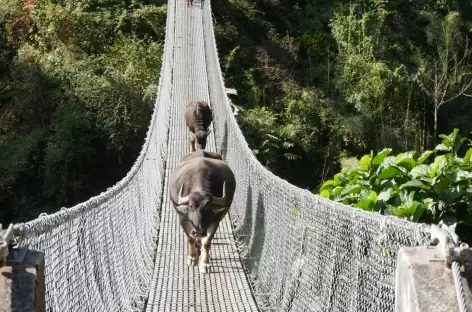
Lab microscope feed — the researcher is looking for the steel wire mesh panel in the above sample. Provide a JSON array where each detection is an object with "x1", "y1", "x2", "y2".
[
  {"x1": 201, "y1": 0, "x2": 432, "y2": 311},
  {"x1": 11, "y1": 0, "x2": 175, "y2": 310}
]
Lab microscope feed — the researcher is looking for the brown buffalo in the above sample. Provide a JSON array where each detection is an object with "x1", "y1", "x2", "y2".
[
  {"x1": 169, "y1": 150, "x2": 236, "y2": 273},
  {"x1": 185, "y1": 100, "x2": 213, "y2": 152}
]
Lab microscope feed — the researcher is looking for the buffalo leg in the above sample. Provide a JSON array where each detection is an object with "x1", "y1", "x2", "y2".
[
  {"x1": 198, "y1": 223, "x2": 221, "y2": 273},
  {"x1": 189, "y1": 134, "x2": 196, "y2": 152},
  {"x1": 199, "y1": 236, "x2": 212, "y2": 273},
  {"x1": 195, "y1": 238, "x2": 202, "y2": 256},
  {"x1": 187, "y1": 237, "x2": 199, "y2": 266}
]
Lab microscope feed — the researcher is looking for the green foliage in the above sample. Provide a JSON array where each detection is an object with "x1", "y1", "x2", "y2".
[
  {"x1": 320, "y1": 129, "x2": 472, "y2": 242},
  {"x1": 0, "y1": 0, "x2": 165, "y2": 224},
  {"x1": 43, "y1": 105, "x2": 95, "y2": 204},
  {"x1": 213, "y1": 0, "x2": 472, "y2": 196}
]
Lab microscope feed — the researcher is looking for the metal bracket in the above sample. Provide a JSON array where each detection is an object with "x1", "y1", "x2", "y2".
[
  {"x1": 430, "y1": 224, "x2": 471, "y2": 268},
  {"x1": 0, "y1": 223, "x2": 14, "y2": 267},
  {"x1": 447, "y1": 243, "x2": 470, "y2": 269}
]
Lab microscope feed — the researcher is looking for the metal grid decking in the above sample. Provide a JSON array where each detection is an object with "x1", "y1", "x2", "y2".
[{"x1": 145, "y1": 0, "x2": 259, "y2": 311}]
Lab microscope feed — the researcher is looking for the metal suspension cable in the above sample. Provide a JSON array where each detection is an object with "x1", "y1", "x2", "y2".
[{"x1": 452, "y1": 260, "x2": 469, "y2": 312}]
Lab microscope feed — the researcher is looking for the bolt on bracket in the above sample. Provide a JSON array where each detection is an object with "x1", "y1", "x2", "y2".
[{"x1": 430, "y1": 224, "x2": 471, "y2": 268}]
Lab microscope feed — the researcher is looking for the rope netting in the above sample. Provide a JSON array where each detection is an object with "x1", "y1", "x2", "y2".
[{"x1": 10, "y1": 0, "x2": 432, "y2": 311}]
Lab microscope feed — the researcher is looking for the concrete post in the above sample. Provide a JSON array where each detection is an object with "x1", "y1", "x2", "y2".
[
  {"x1": 0, "y1": 248, "x2": 45, "y2": 312},
  {"x1": 395, "y1": 244, "x2": 472, "y2": 312}
]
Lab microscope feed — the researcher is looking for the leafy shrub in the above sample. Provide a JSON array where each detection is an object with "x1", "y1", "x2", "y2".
[
  {"x1": 0, "y1": 0, "x2": 165, "y2": 224},
  {"x1": 320, "y1": 129, "x2": 472, "y2": 243}
]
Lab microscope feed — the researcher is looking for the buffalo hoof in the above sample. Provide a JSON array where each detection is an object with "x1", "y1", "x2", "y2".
[
  {"x1": 199, "y1": 263, "x2": 210, "y2": 274},
  {"x1": 188, "y1": 257, "x2": 199, "y2": 266}
]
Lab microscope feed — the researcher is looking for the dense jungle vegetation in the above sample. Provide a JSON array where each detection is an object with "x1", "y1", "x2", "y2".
[
  {"x1": 0, "y1": 0, "x2": 166, "y2": 222},
  {"x1": 1, "y1": 0, "x2": 472, "y2": 240},
  {"x1": 211, "y1": 0, "x2": 472, "y2": 241}
]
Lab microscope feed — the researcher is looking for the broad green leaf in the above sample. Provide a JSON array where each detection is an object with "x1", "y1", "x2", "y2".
[
  {"x1": 333, "y1": 174, "x2": 343, "y2": 186},
  {"x1": 417, "y1": 151, "x2": 433, "y2": 165},
  {"x1": 381, "y1": 156, "x2": 397, "y2": 167},
  {"x1": 456, "y1": 170, "x2": 472, "y2": 180},
  {"x1": 346, "y1": 169, "x2": 367, "y2": 180},
  {"x1": 405, "y1": 191, "x2": 416, "y2": 208},
  {"x1": 359, "y1": 155, "x2": 372, "y2": 171},
  {"x1": 320, "y1": 190, "x2": 330, "y2": 198},
  {"x1": 368, "y1": 190, "x2": 378, "y2": 204},
  {"x1": 411, "y1": 202, "x2": 425, "y2": 222},
  {"x1": 434, "y1": 178, "x2": 453, "y2": 194},
  {"x1": 320, "y1": 180, "x2": 335, "y2": 192},
  {"x1": 418, "y1": 176, "x2": 433, "y2": 185},
  {"x1": 410, "y1": 165, "x2": 429, "y2": 179},
  {"x1": 395, "y1": 152, "x2": 405, "y2": 162},
  {"x1": 392, "y1": 206, "x2": 411, "y2": 219},
  {"x1": 358, "y1": 189, "x2": 371, "y2": 200},
  {"x1": 429, "y1": 156, "x2": 446, "y2": 178},
  {"x1": 399, "y1": 179, "x2": 429, "y2": 190},
  {"x1": 356, "y1": 179, "x2": 371, "y2": 187},
  {"x1": 398, "y1": 160, "x2": 416, "y2": 171},
  {"x1": 378, "y1": 189, "x2": 392, "y2": 202},
  {"x1": 340, "y1": 184, "x2": 364, "y2": 196},
  {"x1": 355, "y1": 199, "x2": 375, "y2": 211},
  {"x1": 331, "y1": 186, "x2": 343, "y2": 197},
  {"x1": 396, "y1": 151, "x2": 416, "y2": 161},
  {"x1": 438, "y1": 135, "x2": 453, "y2": 147},
  {"x1": 464, "y1": 148, "x2": 472, "y2": 163},
  {"x1": 379, "y1": 166, "x2": 401, "y2": 179},
  {"x1": 380, "y1": 178, "x2": 396, "y2": 189},
  {"x1": 397, "y1": 153, "x2": 416, "y2": 170},
  {"x1": 398, "y1": 190, "x2": 409, "y2": 203},
  {"x1": 372, "y1": 148, "x2": 392, "y2": 165},
  {"x1": 434, "y1": 143, "x2": 450, "y2": 152}
]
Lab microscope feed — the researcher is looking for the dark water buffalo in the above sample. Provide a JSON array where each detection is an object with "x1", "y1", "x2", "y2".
[
  {"x1": 185, "y1": 100, "x2": 213, "y2": 152},
  {"x1": 169, "y1": 150, "x2": 236, "y2": 273}
]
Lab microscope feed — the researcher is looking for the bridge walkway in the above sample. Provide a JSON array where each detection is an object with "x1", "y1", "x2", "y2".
[{"x1": 145, "y1": 0, "x2": 259, "y2": 311}]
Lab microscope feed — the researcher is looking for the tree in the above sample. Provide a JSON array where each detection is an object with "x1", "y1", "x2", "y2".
[{"x1": 415, "y1": 12, "x2": 472, "y2": 141}]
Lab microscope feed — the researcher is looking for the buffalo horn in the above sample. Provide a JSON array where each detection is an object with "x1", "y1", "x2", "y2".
[
  {"x1": 177, "y1": 183, "x2": 190, "y2": 205},
  {"x1": 212, "y1": 182, "x2": 226, "y2": 206}
]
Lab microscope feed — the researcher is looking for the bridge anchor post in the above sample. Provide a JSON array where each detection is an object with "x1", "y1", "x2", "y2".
[
  {"x1": 395, "y1": 224, "x2": 472, "y2": 312},
  {"x1": 0, "y1": 224, "x2": 45, "y2": 312}
]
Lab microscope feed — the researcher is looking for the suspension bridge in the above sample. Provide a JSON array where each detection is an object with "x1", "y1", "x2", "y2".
[{"x1": 7, "y1": 0, "x2": 436, "y2": 311}]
